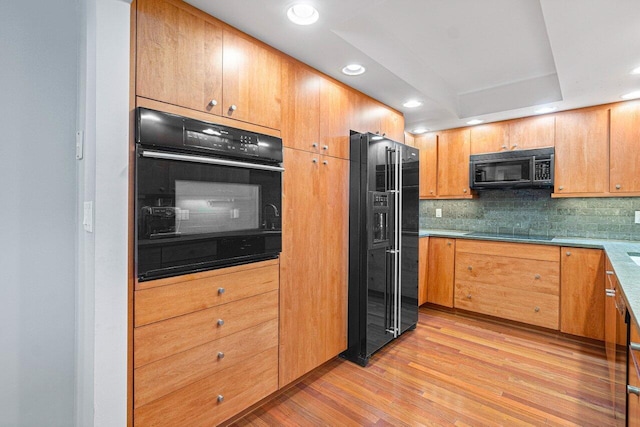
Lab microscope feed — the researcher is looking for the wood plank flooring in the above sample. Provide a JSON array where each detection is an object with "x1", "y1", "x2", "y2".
[{"x1": 230, "y1": 307, "x2": 617, "y2": 426}]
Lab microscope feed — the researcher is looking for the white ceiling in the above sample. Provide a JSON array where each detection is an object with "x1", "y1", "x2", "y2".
[{"x1": 185, "y1": 0, "x2": 640, "y2": 133}]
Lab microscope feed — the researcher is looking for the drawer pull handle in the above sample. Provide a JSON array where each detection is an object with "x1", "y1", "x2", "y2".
[
  {"x1": 467, "y1": 266, "x2": 472, "y2": 271},
  {"x1": 217, "y1": 351, "x2": 225, "y2": 359},
  {"x1": 628, "y1": 385, "x2": 640, "y2": 396},
  {"x1": 534, "y1": 307, "x2": 540, "y2": 312},
  {"x1": 606, "y1": 289, "x2": 616, "y2": 297},
  {"x1": 217, "y1": 395, "x2": 225, "y2": 403},
  {"x1": 606, "y1": 271, "x2": 614, "y2": 275},
  {"x1": 218, "y1": 287, "x2": 225, "y2": 295},
  {"x1": 534, "y1": 274, "x2": 541, "y2": 280},
  {"x1": 217, "y1": 319, "x2": 225, "y2": 327},
  {"x1": 630, "y1": 342, "x2": 640, "y2": 352}
]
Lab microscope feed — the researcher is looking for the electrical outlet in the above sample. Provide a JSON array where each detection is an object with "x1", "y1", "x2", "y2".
[
  {"x1": 435, "y1": 208, "x2": 442, "y2": 218},
  {"x1": 635, "y1": 211, "x2": 640, "y2": 224}
]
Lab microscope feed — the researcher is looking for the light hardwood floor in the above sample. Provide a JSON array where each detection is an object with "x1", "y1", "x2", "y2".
[{"x1": 230, "y1": 307, "x2": 617, "y2": 426}]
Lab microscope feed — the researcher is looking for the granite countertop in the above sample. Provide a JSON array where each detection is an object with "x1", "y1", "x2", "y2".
[{"x1": 419, "y1": 228, "x2": 640, "y2": 327}]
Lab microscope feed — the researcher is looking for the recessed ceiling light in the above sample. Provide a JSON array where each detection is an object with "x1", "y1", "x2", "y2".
[
  {"x1": 412, "y1": 127, "x2": 429, "y2": 134},
  {"x1": 342, "y1": 64, "x2": 365, "y2": 76},
  {"x1": 402, "y1": 100, "x2": 423, "y2": 108},
  {"x1": 287, "y1": 4, "x2": 319, "y2": 26},
  {"x1": 466, "y1": 119, "x2": 484, "y2": 125},
  {"x1": 631, "y1": 66, "x2": 640, "y2": 75},
  {"x1": 534, "y1": 106, "x2": 557, "y2": 114},
  {"x1": 621, "y1": 90, "x2": 640, "y2": 100}
]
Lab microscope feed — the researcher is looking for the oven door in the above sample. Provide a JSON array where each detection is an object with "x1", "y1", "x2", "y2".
[{"x1": 135, "y1": 148, "x2": 283, "y2": 281}]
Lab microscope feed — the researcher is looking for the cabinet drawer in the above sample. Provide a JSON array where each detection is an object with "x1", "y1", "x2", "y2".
[
  {"x1": 134, "y1": 347, "x2": 278, "y2": 427},
  {"x1": 134, "y1": 290, "x2": 278, "y2": 367},
  {"x1": 456, "y1": 239, "x2": 559, "y2": 262},
  {"x1": 134, "y1": 319, "x2": 278, "y2": 408},
  {"x1": 455, "y1": 280, "x2": 559, "y2": 329},
  {"x1": 135, "y1": 262, "x2": 279, "y2": 326}
]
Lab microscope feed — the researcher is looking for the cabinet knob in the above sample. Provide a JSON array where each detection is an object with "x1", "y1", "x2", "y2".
[
  {"x1": 209, "y1": 99, "x2": 218, "y2": 107},
  {"x1": 228, "y1": 104, "x2": 237, "y2": 112},
  {"x1": 312, "y1": 143, "x2": 318, "y2": 148},
  {"x1": 430, "y1": 190, "x2": 434, "y2": 194},
  {"x1": 534, "y1": 307, "x2": 540, "y2": 312},
  {"x1": 312, "y1": 158, "x2": 318, "y2": 163},
  {"x1": 218, "y1": 287, "x2": 225, "y2": 295},
  {"x1": 501, "y1": 144, "x2": 508, "y2": 149},
  {"x1": 466, "y1": 294, "x2": 472, "y2": 299},
  {"x1": 558, "y1": 186, "x2": 564, "y2": 190},
  {"x1": 447, "y1": 242, "x2": 452, "y2": 246},
  {"x1": 322, "y1": 145, "x2": 329, "y2": 150},
  {"x1": 217, "y1": 351, "x2": 225, "y2": 359},
  {"x1": 616, "y1": 184, "x2": 621, "y2": 190},
  {"x1": 566, "y1": 251, "x2": 571, "y2": 256},
  {"x1": 217, "y1": 319, "x2": 225, "y2": 326},
  {"x1": 534, "y1": 274, "x2": 541, "y2": 280},
  {"x1": 322, "y1": 160, "x2": 328, "y2": 165},
  {"x1": 463, "y1": 188, "x2": 468, "y2": 193},
  {"x1": 512, "y1": 143, "x2": 518, "y2": 149},
  {"x1": 217, "y1": 395, "x2": 225, "y2": 403},
  {"x1": 467, "y1": 266, "x2": 472, "y2": 271}
]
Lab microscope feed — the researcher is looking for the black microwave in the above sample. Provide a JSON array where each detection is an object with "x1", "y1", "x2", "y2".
[{"x1": 469, "y1": 147, "x2": 554, "y2": 190}]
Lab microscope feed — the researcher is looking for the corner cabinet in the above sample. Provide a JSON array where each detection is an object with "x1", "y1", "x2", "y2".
[
  {"x1": 136, "y1": 0, "x2": 281, "y2": 130},
  {"x1": 279, "y1": 148, "x2": 348, "y2": 387}
]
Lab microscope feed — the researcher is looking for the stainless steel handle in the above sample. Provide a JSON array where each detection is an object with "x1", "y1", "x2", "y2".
[
  {"x1": 217, "y1": 395, "x2": 224, "y2": 403},
  {"x1": 616, "y1": 184, "x2": 621, "y2": 190},
  {"x1": 628, "y1": 385, "x2": 640, "y2": 396},
  {"x1": 217, "y1": 319, "x2": 224, "y2": 326},
  {"x1": 218, "y1": 287, "x2": 225, "y2": 295},
  {"x1": 209, "y1": 99, "x2": 218, "y2": 106},
  {"x1": 217, "y1": 351, "x2": 225, "y2": 359},
  {"x1": 141, "y1": 150, "x2": 285, "y2": 172},
  {"x1": 606, "y1": 270, "x2": 614, "y2": 275},
  {"x1": 630, "y1": 342, "x2": 640, "y2": 352}
]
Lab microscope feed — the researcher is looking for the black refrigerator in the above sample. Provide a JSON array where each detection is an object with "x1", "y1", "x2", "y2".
[{"x1": 342, "y1": 132, "x2": 420, "y2": 366}]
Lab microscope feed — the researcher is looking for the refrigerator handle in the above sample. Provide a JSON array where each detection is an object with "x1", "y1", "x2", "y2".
[
  {"x1": 397, "y1": 147, "x2": 403, "y2": 334},
  {"x1": 384, "y1": 249, "x2": 391, "y2": 333}
]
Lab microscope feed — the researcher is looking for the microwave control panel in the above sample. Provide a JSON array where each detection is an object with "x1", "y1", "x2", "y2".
[{"x1": 534, "y1": 159, "x2": 552, "y2": 182}]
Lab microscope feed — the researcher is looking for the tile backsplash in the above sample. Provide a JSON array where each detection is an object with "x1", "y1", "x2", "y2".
[{"x1": 420, "y1": 189, "x2": 640, "y2": 241}]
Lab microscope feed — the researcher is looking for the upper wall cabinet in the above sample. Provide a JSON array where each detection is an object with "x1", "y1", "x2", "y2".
[
  {"x1": 610, "y1": 100, "x2": 640, "y2": 193},
  {"x1": 281, "y1": 62, "x2": 349, "y2": 158},
  {"x1": 136, "y1": 0, "x2": 281, "y2": 130},
  {"x1": 350, "y1": 93, "x2": 404, "y2": 143},
  {"x1": 437, "y1": 128, "x2": 472, "y2": 198},
  {"x1": 414, "y1": 133, "x2": 438, "y2": 198},
  {"x1": 554, "y1": 107, "x2": 609, "y2": 196},
  {"x1": 470, "y1": 115, "x2": 555, "y2": 154}
]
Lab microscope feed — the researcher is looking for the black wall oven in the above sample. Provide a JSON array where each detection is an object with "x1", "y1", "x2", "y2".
[{"x1": 135, "y1": 108, "x2": 283, "y2": 281}]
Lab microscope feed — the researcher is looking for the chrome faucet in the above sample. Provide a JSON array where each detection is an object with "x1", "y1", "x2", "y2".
[{"x1": 263, "y1": 204, "x2": 280, "y2": 229}]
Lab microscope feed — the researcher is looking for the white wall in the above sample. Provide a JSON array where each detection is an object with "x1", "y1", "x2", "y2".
[{"x1": 0, "y1": 1, "x2": 79, "y2": 425}]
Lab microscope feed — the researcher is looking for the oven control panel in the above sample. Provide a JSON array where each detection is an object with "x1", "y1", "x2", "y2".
[{"x1": 185, "y1": 130, "x2": 259, "y2": 156}]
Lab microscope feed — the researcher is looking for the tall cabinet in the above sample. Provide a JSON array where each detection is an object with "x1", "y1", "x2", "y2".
[{"x1": 279, "y1": 61, "x2": 350, "y2": 387}]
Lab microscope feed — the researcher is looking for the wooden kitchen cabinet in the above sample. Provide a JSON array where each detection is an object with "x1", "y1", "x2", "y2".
[
  {"x1": 554, "y1": 107, "x2": 609, "y2": 196},
  {"x1": 418, "y1": 237, "x2": 429, "y2": 305},
  {"x1": 470, "y1": 115, "x2": 554, "y2": 154},
  {"x1": 132, "y1": 260, "x2": 279, "y2": 426},
  {"x1": 279, "y1": 148, "x2": 348, "y2": 387},
  {"x1": 415, "y1": 133, "x2": 438, "y2": 198},
  {"x1": 630, "y1": 323, "x2": 640, "y2": 427},
  {"x1": 560, "y1": 248, "x2": 605, "y2": 340},
  {"x1": 282, "y1": 61, "x2": 349, "y2": 158},
  {"x1": 136, "y1": 0, "x2": 281, "y2": 130},
  {"x1": 437, "y1": 128, "x2": 472, "y2": 198},
  {"x1": 350, "y1": 92, "x2": 404, "y2": 142},
  {"x1": 610, "y1": 100, "x2": 640, "y2": 193},
  {"x1": 426, "y1": 238, "x2": 455, "y2": 307},
  {"x1": 455, "y1": 240, "x2": 560, "y2": 329}
]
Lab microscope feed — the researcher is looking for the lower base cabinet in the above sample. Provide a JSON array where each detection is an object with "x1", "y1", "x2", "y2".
[
  {"x1": 132, "y1": 260, "x2": 280, "y2": 426},
  {"x1": 630, "y1": 322, "x2": 640, "y2": 426},
  {"x1": 454, "y1": 240, "x2": 560, "y2": 329}
]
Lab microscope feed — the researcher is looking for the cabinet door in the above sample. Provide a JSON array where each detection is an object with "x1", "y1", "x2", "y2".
[
  {"x1": 380, "y1": 106, "x2": 405, "y2": 143},
  {"x1": 319, "y1": 156, "x2": 349, "y2": 361},
  {"x1": 470, "y1": 122, "x2": 509, "y2": 154},
  {"x1": 560, "y1": 248, "x2": 605, "y2": 340},
  {"x1": 508, "y1": 115, "x2": 555, "y2": 150},
  {"x1": 349, "y1": 92, "x2": 379, "y2": 135},
  {"x1": 554, "y1": 108, "x2": 609, "y2": 195},
  {"x1": 319, "y1": 78, "x2": 350, "y2": 159},
  {"x1": 610, "y1": 100, "x2": 640, "y2": 193},
  {"x1": 279, "y1": 148, "x2": 321, "y2": 386},
  {"x1": 426, "y1": 238, "x2": 455, "y2": 307},
  {"x1": 281, "y1": 61, "x2": 320, "y2": 152},
  {"x1": 437, "y1": 129, "x2": 471, "y2": 197},
  {"x1": 415, "y1": 133, "x2": 438, "y2": 198},
  {"x1": 418, "y1": 237, "x2": 429, "y2": 305},
  {"x1": 137, "y1": 0, "x2": 223, "y2": 115},
  {"x1": 223, "y1": 30, "x2": 281, "y2": 130}
]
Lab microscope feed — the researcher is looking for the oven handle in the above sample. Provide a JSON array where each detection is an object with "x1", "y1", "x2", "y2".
[{"x1": 141, "y1": 149, "x2": 285, "y2": 172}]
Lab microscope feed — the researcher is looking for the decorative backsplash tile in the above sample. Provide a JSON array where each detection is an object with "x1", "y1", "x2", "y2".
[{"x1": 420, "y1": 189, "x2": 640, "y2": 241}]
